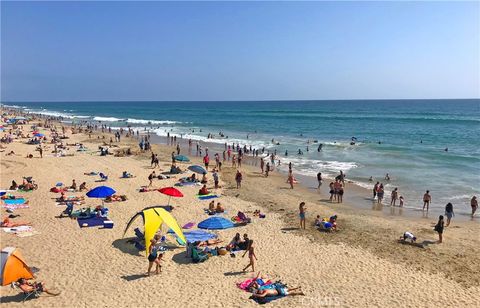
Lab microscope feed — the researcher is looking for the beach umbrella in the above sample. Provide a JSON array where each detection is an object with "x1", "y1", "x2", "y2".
[
  {"x1": 198, "y1": 217, "x2": 234, "y2": 230},
  {"x1": 188, "y1": 165, "x2": 207, "y2": 174},
  {"x1": 158, "y1": 187, "x2": 183, "y2": 205},
  {"x1": 34, "y1": 133, "x2": 44, "y2": 137},
  {"x1": 174, "y1": 155, "x2": 190, "y2": 162},
  {"x1": 0, "y1": 247, "x2": 34, "y2": 286},
  {"x1": 86, "y1": 186, "x2": 116, "y2": 205}
]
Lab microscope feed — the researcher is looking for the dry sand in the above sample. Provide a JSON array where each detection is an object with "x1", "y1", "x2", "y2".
[{"x1": 1, "y1": 116, "x2": 479, "y2": 307}]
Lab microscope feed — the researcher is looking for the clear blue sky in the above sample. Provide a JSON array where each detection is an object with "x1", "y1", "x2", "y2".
[{"x1": 1, "y1": 1, "x2": 479, "y2": 101}]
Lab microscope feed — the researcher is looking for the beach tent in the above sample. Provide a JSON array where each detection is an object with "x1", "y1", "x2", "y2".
[
  {"x1": 123, "y1": 206, "x2": 186, "y2": 255},
  {"x1": 198, "y1": 217, "x2": 234, "y2": 230},
  {"x1": 0, "y1": 247, "x2": 34, "y2": 286}
]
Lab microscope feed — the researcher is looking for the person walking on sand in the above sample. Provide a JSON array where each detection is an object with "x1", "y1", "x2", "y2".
[
  {"x1": 299, "y1": 202, "x2": 306, "y2": 229},
  {"x1": 445, "y1": 202, "x2": 455, "y2": 227},
  {"x1": 148, "y1": 171, "x2": 156, "y2": 187},
  {"x1": 434, "y1": 215, "x2": 444, "y2": 243},
  {"x1": 203, "y1": 154, "x2": 210, "y2": 171},
  {"x1": 265, "y1": 162, "x2": 270, "y2": 177},
  {"x1": 471, "y1": 196, "x2": 478, "y2": 217},
  {"x1": 235, "y1": 170, "x2": 242, "y2": 189},
  {"x1": 288, "y1": 171, "x2": 294, "y2": 189},
  {"x1": 260, "y1": 159, "x2": 264, "y2": 173},
  {"x1": 38, "y1": 145, "x2": 43, "y2": 158},
  {"x1": 390, "y1": 188, "x2": 399, "y2": 206},
  {"x1": 423, "y1": 190, "x2": 431, "y2": 211},
  {"x1": 242, "y1": 240, "x2": 257, "y2": 272},
  {"x1": 317, "y1": 172, "x2": 322, "y2": 189}
]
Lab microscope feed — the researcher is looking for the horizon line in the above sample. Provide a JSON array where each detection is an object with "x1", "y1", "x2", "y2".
[{"x1": 2, "y1": 98, "x2": 479, "y2": 104}]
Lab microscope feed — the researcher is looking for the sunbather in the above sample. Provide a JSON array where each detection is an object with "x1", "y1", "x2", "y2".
[
  {"x1": 105, "y1": 194, "x2": 127, "y2": 202},
  {"x1": 122, "y1": 171, "x2": 133, "y2": 178},
  {"x1": 208, "y1": 201, "x2": 215, "y2": 214},
  {"x1": 252, "y1": 285, "x2": 304, "y2": 298},
  {"x1": 17, "y1": 278, "x2": 60, "y2": 296},
  {"x1": 227, "y1": 233, "x2": 241, "y2": 251},
  {"x1": 198, "y1": 185, "x2": 209, "y2": 196},
  {"x1": 9, "y1": 180, "x2": 18, "y2": 190},
  {"x1": 1, "y1": 217, "x2": 31, "y2": 227},
  {"x1": 195, "y1": 239, "x2": 223, "y2": 247}
]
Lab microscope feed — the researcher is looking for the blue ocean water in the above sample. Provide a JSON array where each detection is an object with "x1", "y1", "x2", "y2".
[{"x1": 4, "y1": 100, "x2": 480, "y2": 214}]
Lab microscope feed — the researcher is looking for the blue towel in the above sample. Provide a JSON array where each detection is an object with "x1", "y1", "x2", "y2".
[
  {"x1": 198, "y1": 194, "x2": 218, "y2": 200},
  {"x1": 250, "y1": 295, "x2": 284, "y2": 305},
  {"x1": 77, "y1": 216, "x2": 108, "y2": 228},
  {"x1": 3, "y1": 198, "x2": 26, "y2": 205}
]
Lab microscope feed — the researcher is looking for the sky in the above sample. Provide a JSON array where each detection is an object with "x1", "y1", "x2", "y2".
[{"x1": 1, "y1": 1, "x2": 479, "y2": 102}]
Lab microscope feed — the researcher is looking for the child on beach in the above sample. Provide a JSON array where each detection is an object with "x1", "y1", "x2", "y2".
[
  {"x1": 299, "y1": 202, "x2": 306, "y2": 229},
  {"x1": 434, "y1": 215, "x2": 444, "y2": 243},
  {"x1": 147, "y1": 235, "x2": 164, "y2": 276},
  {"x1": 242, "y1": 240, "x2": 257, "y2": 272},
  {"x1": 400, "y1": 231, "x2": 416, "y2": 243},
  {"x1": 399, "y1": 196, "x2": 404, "y2": 207},
  {"x1": 470, "y1": 196, "x2": 477, "y2": 217}
]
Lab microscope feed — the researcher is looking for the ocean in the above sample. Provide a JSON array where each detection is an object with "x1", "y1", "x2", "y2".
[{"x1": 3, "y1": 99, "x2": 480, "y2": 215}]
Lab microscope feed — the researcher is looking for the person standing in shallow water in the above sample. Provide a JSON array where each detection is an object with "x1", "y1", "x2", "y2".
[
  {"x1": 423, "y1": 190, "x2": 432, "y2": 211},
  {"x1": 445, "y1": 202, "x2": 454, "y2": 227},
  {"x1": 471, "y1": 196, "x2": 478, "y2": 217},
  {"x1": 390, "y1": 188, "x2": 398, "y2": 206},
  {"x1": 299, "y1": 202, "x2": 306, "y2": 229}
]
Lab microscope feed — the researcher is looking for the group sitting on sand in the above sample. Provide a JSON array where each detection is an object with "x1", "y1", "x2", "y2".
[{"x1": 207, "y1": 200, "x2": 224, "y2": 214}]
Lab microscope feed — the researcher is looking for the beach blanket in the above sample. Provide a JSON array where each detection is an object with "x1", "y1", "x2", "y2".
[
  {"x1": 3, "y1": 226, "x2": 33, "y2": 233},
  {"x1": 3, "y1": 198, "x2": 27, "y2": 205},
  {"x1": 182, "y1": 222, "x2": 195, "y2": 229},
  {"x1": 175, "y1": 182, "x2": 200, "y2": 187},
  {"x1": 237, "y1": 278, "x2": 272, "y2": 291},
  {"x1": 77, "y1": 216, "x2": 108, "y2": 228},
  {"x1": 250, "y1": 295, "x2": 284, "y2": 305},
  {"x1": 197, "y1": 194, "x2": 219, "y2": 200}
]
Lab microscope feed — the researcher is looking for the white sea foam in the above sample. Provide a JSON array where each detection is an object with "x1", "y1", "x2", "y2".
[
  {"x1": 126, "y1": 118, "x2": 179, "y2": 125},
  {"x1": 93, "y1": 116, "x2": 123, "y2": 122}
]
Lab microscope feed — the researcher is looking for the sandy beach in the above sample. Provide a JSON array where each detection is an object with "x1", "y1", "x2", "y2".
[{"x1": 0, "y1": 113, "x2": 479, "y2": 307}]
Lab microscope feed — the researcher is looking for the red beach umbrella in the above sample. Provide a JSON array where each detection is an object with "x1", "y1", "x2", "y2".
[{"x1": 158, "y1": 187, "x2": 183, "y2": 205}]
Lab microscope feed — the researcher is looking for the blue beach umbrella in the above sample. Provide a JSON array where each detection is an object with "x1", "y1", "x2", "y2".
[
  {"x1": 86, "y1": 186, "x2": 116, "y2": 206},
  {"x1": 198, "y1": 217, "x2": 234, "y2": 230},
  {"x1": 188, "y1": 165, "x2": 207, "y2": 174},
  {"x1": 34, "y1": 133, "x2": 44, "y2": 137},
  {"x1": 175, "y1": 155, "x2": 190, "y2": 162}
]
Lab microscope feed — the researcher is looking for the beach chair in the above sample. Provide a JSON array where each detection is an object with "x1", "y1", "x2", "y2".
[
  {"x1": 11, "y1": 282, "x2": 42, "y2": 302},
  {"x1": 99, "y1": 173, "x2": 108, "y2": 181},
  {"x1": 191, "y1": 248, "x2": 208, "y2": 263}
]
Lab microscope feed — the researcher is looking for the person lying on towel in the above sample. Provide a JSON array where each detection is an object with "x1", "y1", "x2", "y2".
[
  {"x1": 251, "y1": 284, "x2": 304, "y2": 298},
  {"x1": 198, "y1": 185, "x2": 209, "y2": 195}
]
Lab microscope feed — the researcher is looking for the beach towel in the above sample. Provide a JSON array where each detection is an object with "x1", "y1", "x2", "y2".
[
  {"x1": 250, "y1": 295, "x2": 284, "y2": 305},
  {"x1": 2, "y1": 204, "x2": 29, "y2": 210},
  {"x1": 77, "y1": 216, "x2": 108, "y2": 228},
  {"x1": 3, "y1": 226, "x2": 33, "y2": 233},
  {"x1": 182, "y1": 222, "x2": 195, "y2": 229},
  {"x1": 3, "y1": 198, "x2": 27, "y2": 205},
  {"x1": 175, "y1": 182, "x2": 199, "y2": 187},
  {"x1": 237, "y1": 278, "x2": 272, "y2": 291},
  {"x1": 197, "y1": 194, "x2": 219, "y2": 200}
]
